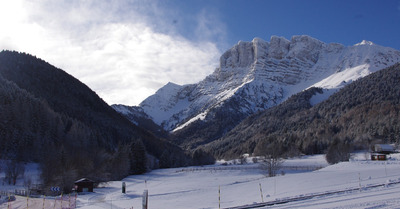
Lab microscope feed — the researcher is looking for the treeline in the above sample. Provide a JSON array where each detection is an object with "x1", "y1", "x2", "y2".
[
  {"x1": 0, "y1": 51, "x2": 198, "y2": 194},
  {"x1": 204, "y1": 63, "x2": 400, "y2": 159}
]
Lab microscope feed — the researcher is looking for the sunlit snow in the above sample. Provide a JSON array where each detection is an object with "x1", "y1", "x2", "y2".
[{"x1": 3, "y1": 154, "x2": 400, "y2": 209}]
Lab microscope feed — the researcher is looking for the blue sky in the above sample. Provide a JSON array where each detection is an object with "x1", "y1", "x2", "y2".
[
  {"x1": 0, "y1": 0, "x2": 399, "y2": 105},
  {"x1": 165, "y1": 0, "x2": 400, "y2": 50}
]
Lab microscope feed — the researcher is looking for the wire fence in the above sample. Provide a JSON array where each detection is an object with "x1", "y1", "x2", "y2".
[{"x1": 175, "y1": 165, "x2": 323, "y2": 173}]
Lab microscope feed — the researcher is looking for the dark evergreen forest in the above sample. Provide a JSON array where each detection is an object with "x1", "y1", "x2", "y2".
[{"x1": 0, "y1": 51, "x2": 192, "y2": 193}]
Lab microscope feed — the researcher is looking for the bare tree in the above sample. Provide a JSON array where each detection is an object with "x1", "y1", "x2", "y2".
[
  {"x1": 5, "y1": 160, "x2": 25, "y2": 185},
  {"x1": 261, "y1": 154, "x2": 284, "y2": 177},
  {"x1": 257, "y1": 140, "x2": 285, "y2": 177}
]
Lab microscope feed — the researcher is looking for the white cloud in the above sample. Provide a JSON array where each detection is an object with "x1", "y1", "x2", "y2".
[{"x1": 0, "y1": 0, "x2": 223, "y2": 105}]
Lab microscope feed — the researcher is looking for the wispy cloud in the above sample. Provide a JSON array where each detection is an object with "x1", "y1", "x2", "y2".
[
  {"x1": 0, "y1": 0, "x2": 224, "y2": 105},
  {"x1": 195, "y1": 8, "x2": 227, "y2": 45}
]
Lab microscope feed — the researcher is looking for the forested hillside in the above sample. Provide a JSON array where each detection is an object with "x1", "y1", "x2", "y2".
[
  {"x1": 0, "y1": 51, "x2": 190, "y2": 193},
  {"x1": 204, "y1": 63, "x2": 400, "y2": 159}
]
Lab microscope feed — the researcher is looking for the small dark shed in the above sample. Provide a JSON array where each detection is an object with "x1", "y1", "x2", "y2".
[{"x1": 74, "y1": 178, "x2": 95, "y2": 192}]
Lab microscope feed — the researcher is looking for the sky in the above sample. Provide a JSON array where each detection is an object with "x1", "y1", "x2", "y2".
[{"x1": 1, "y1": 0, "x2": 399, "y2": 106}]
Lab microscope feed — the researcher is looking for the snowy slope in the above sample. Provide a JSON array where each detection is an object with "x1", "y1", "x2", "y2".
[
  {"x1": 115, "y1": 35, "x2": 400, "y2": 132},
  {"x1": 4, "y1": 154, "x2": 400, "y2": 209},
  {"x1": 74, "y1": 154, "x2": 400, "y2": 209}
]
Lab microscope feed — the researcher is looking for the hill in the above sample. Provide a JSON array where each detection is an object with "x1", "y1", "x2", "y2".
[{"x1": 0, "y1": 50, "x2": 189, "y2": 192}]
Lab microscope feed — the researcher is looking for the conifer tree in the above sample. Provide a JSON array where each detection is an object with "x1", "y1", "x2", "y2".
[{"x1": 130, "y1": 139, "x2": 147, "y2": 174}]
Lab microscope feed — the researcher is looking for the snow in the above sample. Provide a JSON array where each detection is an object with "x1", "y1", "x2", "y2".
[
  {"x1": 139, "y1": 82, "x2": 191, "y2": 126},
  {"x1": 120, "y1": 36, "x2": 400, "y2": 133},
  {"x1": 311, "y1": 64, "x2": 369, "y2": 89},
  {"x1": 5, "y1": 154, "x2": 400, "y2": 209},
  {"x1": 355, "y1": 40, "x2": 375, "y2": 46},
  {"x1": 111, "y1": 105, "x2": 131, "y2": 115},
  {"x1": 172, "y1": 109, "x2": 209, "y2": 132}
]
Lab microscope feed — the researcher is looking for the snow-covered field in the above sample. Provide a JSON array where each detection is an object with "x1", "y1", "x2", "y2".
[{"x1": 2, "y1": 153, "x2": 400, "y2": 209}]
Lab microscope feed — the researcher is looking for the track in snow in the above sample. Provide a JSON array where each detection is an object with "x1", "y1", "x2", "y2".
[{"x1": 224, "y1": 180, "x2": 400, "y2": 209}]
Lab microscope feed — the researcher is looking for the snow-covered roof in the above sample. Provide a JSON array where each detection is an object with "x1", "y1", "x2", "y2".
[
  {"x1": 75, "y1": 178, "x2": 95, "y2": 183},
  {"x1": 374, "y1": 144, "x2": 395, "y2": 153}
]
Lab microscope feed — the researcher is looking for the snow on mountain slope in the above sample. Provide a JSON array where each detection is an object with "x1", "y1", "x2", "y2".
[{"x1": 116, "y1": 35, "x2": 400, "y2": 132}]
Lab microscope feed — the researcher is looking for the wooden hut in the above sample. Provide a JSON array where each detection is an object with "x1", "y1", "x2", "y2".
[
  {"x1": 371, "y1": 144, "x2": 396, "y2": 161},
  {"x1": 74, "y1": 178, "x2": 95, "y2": 192}
]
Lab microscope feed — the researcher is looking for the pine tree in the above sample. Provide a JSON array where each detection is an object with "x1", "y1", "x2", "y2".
[
  {"x1": 159, "y1": 150, "x2": 171, "y2": 168},
  {"x1": 110, "y1": 143, "x2": 130, "y2": 180},
  {"x1": 130, "y1": 139, "x2": 147, "y2": 174}
]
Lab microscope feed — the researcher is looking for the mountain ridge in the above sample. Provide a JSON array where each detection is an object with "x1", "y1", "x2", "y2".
[{"x1": 114, "y1": 35, "x2": 400, "y2": 149}]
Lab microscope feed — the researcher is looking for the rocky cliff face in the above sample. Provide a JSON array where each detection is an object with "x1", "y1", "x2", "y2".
[{"x1": 114, "y1": 35, "x2": 400, "y2": 148}]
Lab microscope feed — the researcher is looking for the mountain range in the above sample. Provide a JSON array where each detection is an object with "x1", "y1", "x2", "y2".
[
  {"x1": 113, "y1": 35, "x2": 400, "y2": 151},
  {"x1": 4, "y1": 34, "x2": 400, "y2": 193}
]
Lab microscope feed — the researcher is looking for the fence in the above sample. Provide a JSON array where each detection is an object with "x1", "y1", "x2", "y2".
[
  {"x1": 176, "y1": 165, "x2": 323, "y2": 173},
  {"x1": 0, "y1": 191, "x2": 77, "y2": 209}
]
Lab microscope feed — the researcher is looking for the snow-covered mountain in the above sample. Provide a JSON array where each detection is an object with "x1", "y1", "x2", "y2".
[{"x1": 114, "y1": 35, "x2": 400, "y2": 145}]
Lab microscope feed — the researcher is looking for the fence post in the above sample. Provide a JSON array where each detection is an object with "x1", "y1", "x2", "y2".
[
  {"x1": 53, "y1": 195, "x2": 57, "y2": 209},
  {"x1": 122, "y1": 182, "x2": 126, "y2": 194},
  {"x1": 142, "y1": 189, "x2": 148, "y2": 209},
  {"x1": 385, "y1": 161, "x2": 388, "y2": 176},
  {"x1": 259, "y1": 183, "x2": 264, "y2": 202},
  {"x1": 218, "y1": 186, "x2": 221, "y2": 209},
  {"x1": 61, "y1": 192, "x2": 64, "y2": 208},
  {"x1": 8, "y1": 193, "x2": 11, "y2": 209},
  {"x1": 75, "y1": 192, "x2": 78, "y2": 208}
]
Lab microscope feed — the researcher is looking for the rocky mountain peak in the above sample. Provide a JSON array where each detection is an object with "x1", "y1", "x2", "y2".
[
  {"x1": 268, "y1": 36, "x2": 290, "y2": 59},
  {"x1": 288, "y1": 35, "x2": 325, "y2": 63},
  {"x1": 220, "y1": 35, "x2": 327, "y2": 71},
  {"x1": 220, "y1": 40, "x2": 255, "y2": 68},
  {"x1": 114, "y1": 35, "x2": 400, "y2": 148},
  {"x1": 355, "y1": 40, "x2": 375, "y2": 46}
]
